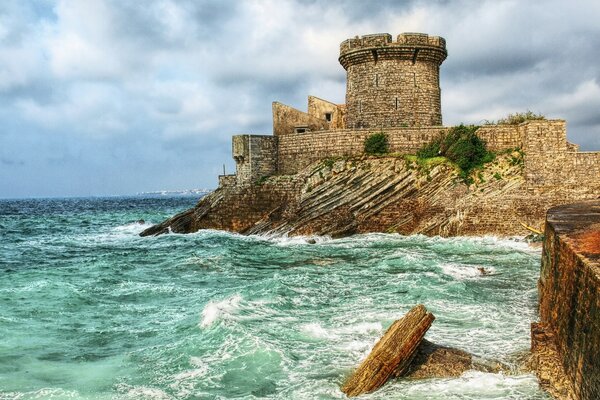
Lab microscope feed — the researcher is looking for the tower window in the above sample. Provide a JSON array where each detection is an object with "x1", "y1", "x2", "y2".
[
  {"x1": 395, "y1": 97, "x2": 399, "y2": 110},
  {"x1": 359, "y1": 100, "x2": 362, "y2": 113},
  {"x1": 375, "y1": 73, "x2": 379, "y2": 87},
  {"x1": 324, "y1": 112, "x2": 332, "y2": 122}
]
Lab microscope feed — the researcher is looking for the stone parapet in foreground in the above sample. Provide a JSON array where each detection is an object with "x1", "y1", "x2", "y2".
[{"x1": 532, "y1": 201, "x2": 600, "y2": 400}]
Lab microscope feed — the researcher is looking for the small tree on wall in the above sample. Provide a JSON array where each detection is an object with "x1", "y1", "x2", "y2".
[{"x1": 364, "y1": 133, "x2": 389, "y2": 154}]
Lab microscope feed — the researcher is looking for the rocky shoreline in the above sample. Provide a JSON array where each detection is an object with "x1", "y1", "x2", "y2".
[{"x1": 141, "y1": 152, "x2": 558, "y2": 238}]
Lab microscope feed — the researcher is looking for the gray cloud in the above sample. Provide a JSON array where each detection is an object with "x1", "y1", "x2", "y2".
[{"x1": 1, "y1": 0, "x2": 600, "y2": 198}]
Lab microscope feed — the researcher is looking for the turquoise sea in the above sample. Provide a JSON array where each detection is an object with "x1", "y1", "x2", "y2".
[{"x1": 0, "y1": 196, "x2": 549, "y2": 399}]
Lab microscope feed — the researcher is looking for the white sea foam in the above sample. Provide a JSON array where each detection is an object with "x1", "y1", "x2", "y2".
[
  {"x1": 1, "y1": 388, "x2": 81, "y2": 399},
  {"x1": 171, "y1": 365, "x2": 208, "y2": 382},
  {"x1": 301, "y1": 321, "x2": 382, "y2": 341},
  {"x1": 301, "y1": 322, "x2": 334, "y2": 339},
  {"x1": 199, "y1": 294, "x2": 242, "y2": 328},
  {"x1": 251, "y1": 233, "x2": 333, "y2": 246},
  {"x1": 440, "y1": 262, "x2": 497, "y2": 279},
  {"x1": 116, "y1": 384, "x2": 172, "y2": 399},
  {"x1": 113, "y1": 221, "x2": 155, "y2": 233},
  {"x1": 401, "y1": 370, "x2": 541, "y2": 398}
]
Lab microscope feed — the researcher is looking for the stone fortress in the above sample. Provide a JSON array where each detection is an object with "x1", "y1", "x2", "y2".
[
  {"x1": 145, "y1": 33, "x2": 600, "y2": 400},
  {"x1": 221, "y1": 32, "x2": 600, "y2": 197}
]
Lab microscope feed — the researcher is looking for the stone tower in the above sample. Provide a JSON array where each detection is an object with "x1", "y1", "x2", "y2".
[{"x1": 339, "y1": 32, "x2": 447, "y2": 128}]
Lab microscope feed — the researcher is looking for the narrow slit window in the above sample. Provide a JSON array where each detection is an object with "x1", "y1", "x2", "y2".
[
  {"x1": 359, "y1": 100, "x2": 362, "y2": 113},
  {"x1": 375, "y1": 74, "x2": 379, "y2": 87},
  {"x1": 395, "y1": 97, "x2": 399, "y2": 110}
]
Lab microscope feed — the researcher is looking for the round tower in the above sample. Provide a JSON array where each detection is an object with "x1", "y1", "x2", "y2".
[{"x1": 339, "y1": 32, "x2": 447, "y2": 128}]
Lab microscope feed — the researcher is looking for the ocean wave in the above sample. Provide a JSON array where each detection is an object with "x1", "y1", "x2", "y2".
[
  {"x1": 0, "y1": 388, "x2": 81, "y2": 399},
  {"x1": 440, "y1": 263, "x2": 497, "y2": 279},
  {"x1": 399, "y1": 370, "x2": 542, "y2": 399},
  {"x1": 115, "y1": 384, "x2": 172, "y2": 400},
  {"x1": 199, "y1": 294, "x2": 243, "y2": 328}
]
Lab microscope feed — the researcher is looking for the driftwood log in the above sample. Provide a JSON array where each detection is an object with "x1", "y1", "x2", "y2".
[{"x1": 341, "y1": 304, "x2": 435, "y2": 397}]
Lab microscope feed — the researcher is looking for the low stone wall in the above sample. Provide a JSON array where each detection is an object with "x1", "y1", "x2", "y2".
[
  {"x1": 532, "y1": 201, "x2": 600, "y2": 400},
  {"x1": 277, "y1": 124, "x2": 522, "y2": 175},
  {"x1": 218, "y1": 174, "x2": 236, "y2": 187}
]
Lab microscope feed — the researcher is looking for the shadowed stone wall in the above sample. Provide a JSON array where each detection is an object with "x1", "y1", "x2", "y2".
[{"x1": 533, "y1": 201, "x2": 600, "y2": 400}]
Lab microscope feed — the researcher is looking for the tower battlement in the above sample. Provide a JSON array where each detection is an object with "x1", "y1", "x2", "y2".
[
  {"x1": 339, "y1": 32, "x2": 447, "y2": 128},
  {"x1": 339, "y1": 33, "x2": 446, "y2": 69}
]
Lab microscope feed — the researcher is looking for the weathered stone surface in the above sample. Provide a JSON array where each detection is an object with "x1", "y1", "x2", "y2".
[
  {"x1": 529, "y1": 323, "x2": 577, "y2": 400},
  {"x1": 531, "y1": 201, "x2": 600, "y2": 400},
  {"x1": 404, "y1": 339, "x2": 505, "y2": 379},
  {"x1": 341, "y1": 305, "x2": 434, "y2": 397},
  {"x1": 339, "y1": 33, "x2": 447, "y2": 128},
  {"x1": 142, "y1": 152, "x2": 597, "y2": 238}
]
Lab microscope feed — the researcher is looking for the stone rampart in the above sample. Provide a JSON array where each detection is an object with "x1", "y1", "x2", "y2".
[
  {"x1": 522, "y1": 120, "x2": 600, "y2": 194},
  {"x1": 277, "y1": 124, "x2": 522, "y2": 175},
  {"x1": 533, "y1": 201, "x2": 600, "y2": 400}
]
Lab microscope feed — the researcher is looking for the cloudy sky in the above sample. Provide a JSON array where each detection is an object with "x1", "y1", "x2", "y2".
[{"x1": 1, "y1": 0, "x2": 600, "y2": 198}]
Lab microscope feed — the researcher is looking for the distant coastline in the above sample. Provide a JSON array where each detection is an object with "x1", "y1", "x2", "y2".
[{"x1": 135, "y1": 189, "x2": 213, "y2": 197}]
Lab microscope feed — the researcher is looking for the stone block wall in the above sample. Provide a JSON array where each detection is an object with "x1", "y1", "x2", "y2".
[
  {"x1": 339, "y1": 33, "x2": 447, "y2": 128},
  {"x1": 229, "y1": 120, "x2": 600, "y2": 196},
  {"x1": 522, "y1": 120, "x2": 600, "y2": 194},
  {"x1": 277, "y1": 124, "x2": 523, "y2": 175},
  {"x1": 232, "y1": 135, "x2": 278, "y2": 186},
  {"x1": 534, "y1": 201, "x2": 600, "y2": 400}
]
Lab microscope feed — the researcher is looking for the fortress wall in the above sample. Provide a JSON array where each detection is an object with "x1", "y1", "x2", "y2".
[
  {"x1": 277, "y1": 127, "x2": 444, "y2": 174},
  {"x1": 533, "y1": 201, "x2": 600, "y2": 400},
  {"x1": 522, "y1": 120, "x2": 569, "y2": 188},
  {"x1": 522, "y1": 120, "x2": 600, "y2": 195},
  {"x1": 570, "y1": 152, "x2": 600, "y2": 185},
  {"x1": 476, "y1": 125, "x2": 523, "y2": 150},
  {"x1": 196, "y1": 181, "x2": 299, "y2": 233},
  {"x1": 277, "y1": 124, "x2": 522, "y2": 175},
  {"x1": 232, "y1": 135, "x2": 278, "y2": 186}
]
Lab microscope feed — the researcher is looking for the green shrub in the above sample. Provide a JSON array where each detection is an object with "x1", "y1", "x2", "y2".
[
  {"x1": 255, "y1": 176, "x2": 269, "y2": 185},
  {"x1": 416, "y1": 140, "x2": 441, "y2": 158},
  {"x1": 487, "y1": 111, "x2": 546, "y2": 125},
  {"x1": 364, "y1": 133, "x2": 389, "y2": 154},
  {"x1": 322, "y1": 158, "x2": 336, "y2": 169},
  {"x1": 416, "y1": 124, "x2": 494, "y2": 182}
]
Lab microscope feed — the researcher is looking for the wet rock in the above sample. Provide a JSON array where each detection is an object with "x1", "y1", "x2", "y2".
[
  {"x1": 341, "y1": 304, "x2": 434, "y2": 397},
  {"x1": 139, "y1": 209, "x2": 195, "y2": 236},
  {"x1": 405, "y1": 339, "x2": 504, "y2": 379}
]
